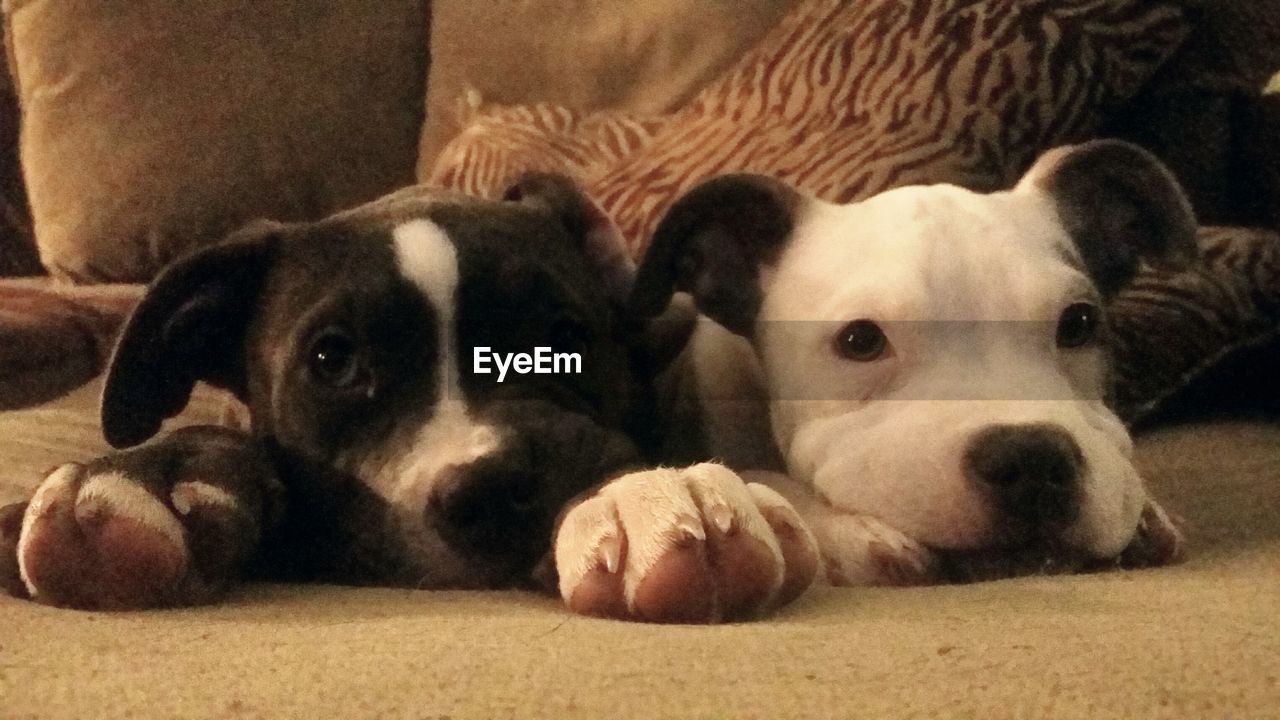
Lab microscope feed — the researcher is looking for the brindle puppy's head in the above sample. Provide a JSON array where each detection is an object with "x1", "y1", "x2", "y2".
[{"x1": 102, "y1": 177, "x2": 685, "y2": 588}]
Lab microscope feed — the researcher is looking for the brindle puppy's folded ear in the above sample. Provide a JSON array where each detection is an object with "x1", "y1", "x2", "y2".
[
  {"x1": 504, "y1": 172, "x2": 696, "y2": 385},
  {"x1": 630, "y1": 174, "x2": 800, "y2": 338},
  {"x1": 101, "y1": 221, "x2": 283, "y2": 449},
  {"x1": 1017, "y1": 139, "x2": 1198, "y2": 298},
  {"x1": 504, "y1": 172, "x2": 636, "y2": 304}
]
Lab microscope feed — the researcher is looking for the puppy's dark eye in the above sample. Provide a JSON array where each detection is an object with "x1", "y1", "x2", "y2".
[
  {"x1": 835, "y1": 320, "x2": 888, "y2": 362},
  {"x1": 308, "y1": 328, "x2": 364, "y2": 388},
  {"x1": 1056, "y1": 302, "x2": 1099, "y2": 349}
]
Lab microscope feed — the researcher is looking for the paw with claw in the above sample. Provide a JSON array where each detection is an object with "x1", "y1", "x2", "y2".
[
  {"x1": 0, "y1": 427, "x2": 279, "y2": 609},
  {"x1": 554, "y1": 463, "x2": 819, "y2": 623}
]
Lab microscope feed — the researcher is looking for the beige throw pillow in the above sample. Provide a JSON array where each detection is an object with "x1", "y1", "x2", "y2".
[
  {"x1": 6, "y1": 0, "x2": 430, "y2": 282},
  {"x1": 420, "y1": 0, "x2": 795, "y2": 169}
]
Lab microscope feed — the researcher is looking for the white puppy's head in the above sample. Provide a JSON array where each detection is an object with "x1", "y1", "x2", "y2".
[{"x1": 633, "y1": 140, "x2": 1196, "y2": 567}]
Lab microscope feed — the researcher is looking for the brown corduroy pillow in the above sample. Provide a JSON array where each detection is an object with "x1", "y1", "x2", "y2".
[
  {"x1": 426, "y1": 0, "x2": 1189, "y2": 258},
  {"x1": 6, "y1": 1, "x2": 429, "y2": 282}
]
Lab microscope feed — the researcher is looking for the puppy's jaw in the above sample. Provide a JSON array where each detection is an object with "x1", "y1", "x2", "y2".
[{"x1": 785, "y1": 402, "x2": 999, "y2": 550}]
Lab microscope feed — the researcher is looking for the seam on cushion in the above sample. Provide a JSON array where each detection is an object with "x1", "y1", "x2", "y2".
[
  {"x1": 1, "y1": 4, "x2": 19, "y2": 109},
  {"x1": 412, "y1": 0, "x2": 433, "y2": 170}
]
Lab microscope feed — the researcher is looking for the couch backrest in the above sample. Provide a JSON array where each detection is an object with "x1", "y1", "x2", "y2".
[
  {"x1": 5, "y1": 0, "x2": 430, "y2": 283},
  {"x1": 0, "y1": 18, "x2": 37, "y2": 278}
]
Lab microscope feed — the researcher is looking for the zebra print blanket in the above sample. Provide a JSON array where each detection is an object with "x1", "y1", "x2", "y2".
[
  {"x1": 426, "y1": 0, "x2": 1279, "y2": 424},
  {"x1": 428, "y1": 0, "x2": 1189, "y2": 256}
]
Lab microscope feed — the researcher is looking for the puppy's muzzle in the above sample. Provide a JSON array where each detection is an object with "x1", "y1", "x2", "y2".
[
  {"x1": 428, "y1": 458, "x2": 541, "y2": 558},
  {"x1": 964, "y1": 423, "x2": 1083, "y2": 542},
  {"x1": 423, "y1": 404, "x2": 641, "y2": 565}
]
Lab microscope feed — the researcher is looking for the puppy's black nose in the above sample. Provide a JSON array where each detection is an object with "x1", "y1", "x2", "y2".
[
  {"x1": 965, "y1": 424, "x2": 1083, "y2": 530},
  {"x1": 427, "y1": 462, "x2": 541, "y2": 556}
]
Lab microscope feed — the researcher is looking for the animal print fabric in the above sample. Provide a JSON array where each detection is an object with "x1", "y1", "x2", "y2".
[
  {"x1": 427, "y1": 0, "x2": 1188, "y2": 258},
  {"x1": 1111, "y1": 226, "x2": 1280, "y2": 423}
]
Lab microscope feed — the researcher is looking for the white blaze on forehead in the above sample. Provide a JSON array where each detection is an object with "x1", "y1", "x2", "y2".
[
  {"x1": 394, "y1": 219, "x2": 460, "y2": 325},
  {"x1": 363, "y1": 220, "x2": 504, "y2": 522}
]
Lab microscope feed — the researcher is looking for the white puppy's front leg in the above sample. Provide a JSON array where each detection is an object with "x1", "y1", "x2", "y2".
[
  {"x1": 554, "y1": 463, "x2": 819, "y2": 623},
  {"x1": 742, "y1": 471, "x2": 937, "y2": 587}
]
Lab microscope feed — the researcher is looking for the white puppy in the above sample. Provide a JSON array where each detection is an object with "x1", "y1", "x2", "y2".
[{"x1": 631, "y1": 140, "x2": 1191, "y2": 585}]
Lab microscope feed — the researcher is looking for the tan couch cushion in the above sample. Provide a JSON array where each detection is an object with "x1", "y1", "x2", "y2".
[
  {"x1": 5, "y1": 0, "x2": 429, "y2": 282},
  {"x1": 2, "y1": 383, "x2": 1277, "y2": 717},
  {"x1": 420, "y1": 0, "x2": 795, "y2": 169}
]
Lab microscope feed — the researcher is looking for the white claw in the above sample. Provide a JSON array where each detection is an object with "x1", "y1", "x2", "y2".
[
  {"x1": 675, "y1": 515, "x2": 705, "y2": 543},
  {"x1": 708, "y1": 502, "x2": 733, "y2": 534},
  {"x1": 26, "y1": 463, "x2": 82, "y2": 517},
  {"x1": 597, "y1": 532, "x2": 621, "y2": 574}
]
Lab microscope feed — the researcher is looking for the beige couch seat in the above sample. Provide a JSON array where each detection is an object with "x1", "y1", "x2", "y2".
[{"x1": 1, "y1": 380, "x2": 1277, "y2": 719}]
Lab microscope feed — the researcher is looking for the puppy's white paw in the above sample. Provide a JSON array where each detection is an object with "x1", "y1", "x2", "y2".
[
  {"x1": 554, "y1": 463, "x2": 819, "y2": 623},
  {"x1": 7, "y1": 461, "x2": 258, "y2": 609},
  {"x1": 813, "y1": 513, "x2": 937, "y2": 587}
]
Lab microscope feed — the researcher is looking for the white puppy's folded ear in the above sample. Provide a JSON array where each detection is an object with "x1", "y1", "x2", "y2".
[
  {"x1": 1017, "y1": 139, "x2": 1198, "y2": 298},
  {"x1": 503, "y1": 172, "x2": 635, "y2": 304},
  {"x1": 100, "y1": 221, "x2": 283, "y2": 449},
  {"x1": 630, "y1": 174, "x2": 800, "y2": 337}
]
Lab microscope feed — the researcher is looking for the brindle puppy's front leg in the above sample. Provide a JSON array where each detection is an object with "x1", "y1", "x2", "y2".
[{"x1": 0, "y1": 426, "x2": 281, "y2": 609}]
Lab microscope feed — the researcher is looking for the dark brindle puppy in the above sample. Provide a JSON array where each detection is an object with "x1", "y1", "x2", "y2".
[{"x1": 1, "y1": 177, "x2": 818, "y2": 622}]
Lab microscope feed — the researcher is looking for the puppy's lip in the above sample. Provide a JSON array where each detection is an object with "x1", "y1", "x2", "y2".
[
  {"x1": 932, "y1": 541, "x2": 1092, "y2": 584},
  {"x1": 931, "y1": 508, "x2": 1186, "y2": 584}
]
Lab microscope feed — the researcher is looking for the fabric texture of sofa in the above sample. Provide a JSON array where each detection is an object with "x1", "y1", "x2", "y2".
[
  {"x1": 1, "y1": 379, "x2": 1277, "y2": 719},
  {"x1": 0, "y1": 1, "x2": 1278, "y2": 718}
]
